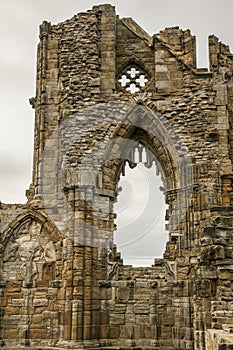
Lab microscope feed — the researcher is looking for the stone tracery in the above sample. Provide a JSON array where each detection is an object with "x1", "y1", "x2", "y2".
[{"x1": 118, "y1": 66, "x2": 149, "y2": 93}]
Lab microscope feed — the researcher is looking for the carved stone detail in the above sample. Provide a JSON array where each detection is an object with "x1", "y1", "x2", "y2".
[
  {"x1": 165, "y1": 261, "x2": 177, "y2": 281},
  {"x1": 3, "y1": 220, "x2": 57, "y2": 285},
  {"x1": 107, "y1": 248, "x2": 119, "y2": 281}
]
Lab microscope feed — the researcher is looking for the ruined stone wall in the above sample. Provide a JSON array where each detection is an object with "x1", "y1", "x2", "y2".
[{"x1": 1, "y1": 4, "x2": 233, "y2": 349}]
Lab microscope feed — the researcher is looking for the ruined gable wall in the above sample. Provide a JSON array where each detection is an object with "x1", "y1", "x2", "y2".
[{"x1": 1, "y1": 4, "x2": 233, "y2": 349}]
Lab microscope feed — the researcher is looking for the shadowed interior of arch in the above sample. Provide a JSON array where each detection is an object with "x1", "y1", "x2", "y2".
[{"x1": 114, "y1": 143, "x2": 168, "y2": 267}]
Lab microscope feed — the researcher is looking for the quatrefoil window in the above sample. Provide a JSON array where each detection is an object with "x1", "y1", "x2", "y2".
[{"x1": 118, "y1": 67, "x2": 149, "y2": 94}]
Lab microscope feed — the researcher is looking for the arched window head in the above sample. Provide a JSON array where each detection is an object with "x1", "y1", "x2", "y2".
[{"x1": 118, "y1": 66, "x2": 149, "y2": 94}]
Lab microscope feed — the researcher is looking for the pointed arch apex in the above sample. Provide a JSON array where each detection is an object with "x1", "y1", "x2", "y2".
[{"x1": 1, "y1": 208, "x2": 63, "y2": 247}]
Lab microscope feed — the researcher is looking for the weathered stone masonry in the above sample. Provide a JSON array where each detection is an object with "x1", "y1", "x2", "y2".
[{"x1": 1, "y1": 4, "x2": 233, "y2": 349}]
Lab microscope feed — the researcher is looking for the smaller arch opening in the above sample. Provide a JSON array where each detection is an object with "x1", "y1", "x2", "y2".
[{"x1": 114, "y1": 143, "x2": 168, "y2": 267}]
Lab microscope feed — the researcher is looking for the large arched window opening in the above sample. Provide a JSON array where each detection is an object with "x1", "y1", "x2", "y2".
[{"x1": 114, "y1": 143, "x2": 168, "y2": 267}]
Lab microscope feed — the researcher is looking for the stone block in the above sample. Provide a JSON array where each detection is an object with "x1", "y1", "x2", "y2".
[{"x1": 110, "y1": 313, "x2": 125, "y2": 325}]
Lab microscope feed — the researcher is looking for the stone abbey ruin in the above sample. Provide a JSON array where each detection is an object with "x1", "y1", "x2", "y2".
[{"x1": 1, "y1": 4, "x2": 233, "y2": 349}]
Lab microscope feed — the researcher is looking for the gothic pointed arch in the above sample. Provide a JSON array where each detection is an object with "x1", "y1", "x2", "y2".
[
  {"x1": 99, "y1": 102, "x2": 194, "y2": 250},
  {"x1": 0, "y1": 209, "x2": 64, "y2": 346},
  {"x1": 102, "y1": 102, "x2": 191, "y2": 193},
  {"x1": 0, "y1": 209, "x2": 63, "y2": 285}
]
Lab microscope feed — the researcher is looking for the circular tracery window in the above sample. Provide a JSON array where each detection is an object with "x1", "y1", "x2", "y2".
[{"x1": 118, "y1": 66, "x2": 149, "y2": 94}]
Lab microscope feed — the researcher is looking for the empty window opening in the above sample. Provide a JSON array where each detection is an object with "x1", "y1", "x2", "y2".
[{"x1": 114, "y1": 144, "x2": 168, "y2": 267}]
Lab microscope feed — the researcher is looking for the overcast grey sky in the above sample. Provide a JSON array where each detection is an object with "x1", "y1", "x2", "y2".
[{"x1": 1, "y1": 0, "x2": 233, "y2": 265}]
